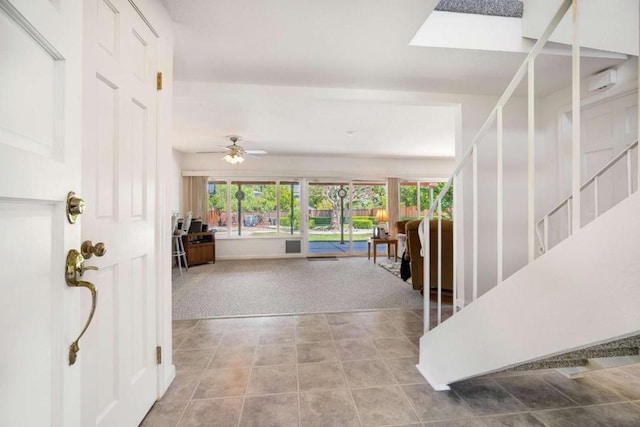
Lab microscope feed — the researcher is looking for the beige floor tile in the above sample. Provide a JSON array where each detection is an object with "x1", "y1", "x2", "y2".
[
  {"x1": 297, "y1": 341, "x2": 339, "y2": 363},
  {"x1": 295, "y1": 325, "x2": 333, "y2": 343},
  {"x1": 373, "y1": 337, "x2": 419, "y2": 358},
  {"x1": 177, "y1": 398, "x2": 243, "y2": 427},
  {"x1": 392, "y1": 320, "x2": 425, "y2": 336},
  {"x1": 192, "y1": 367, "x2": 250, "y2": 399},
  {"x1": 246, "y1": 364, "x2": 298, "y2": 395},
  {"x1": 173, "y1": 320, "x2": 198, "y2": 333},
  {"x1": 253, "y1": 343, "x2": 296, "y2": 366},
  {"x1": 405, "y1": 335, "x2": 421, "y2": 348},
  {"x1": 362, "y1": 322, "x2": 403, "y2": 338},
  {"x1": 207, "y1": 345, "x2": 256, "y2": 369},
  {"x1": 351, "y1": 386, "x2": 420, "y2": 426},
  {"x1": 173, "y1": 329, "x2": 190, "y2": 349},
  {"x1": 335, "y1": 338, "x2": 381, "y2": 361},
  {"x1": 218, "y1": 330, "x2": 260, "y2": 347},
  {"x1": 586, "y1": 368, "x2": 640, "y2": 400},
  {"x1": 402, "y1": 383, "x2": 474, "y2": 422},
  {"x1": 258, "y1": 326, "x2": 295, "y2": 345},
  {"x1": 140, "y1": 402, "x2": 187, "y2": 427},
  {"x1": 384, "y1": 357, "x2": 427, "y2": 385},
  {"x1": 298, "y1": 362, "x2": 348, "y2": 391},
  {"x1": 173, "y1": 350, "x2": 214, "y2": 371},
  {"x1": 330, "y1": 324, "x2": 369, "y2": 340},
  {"x1": 342, "y1": 359, "x2": 396, "y2": 388},
  {"x1": 160, "y1": 370, "x2": 204, "y2": 402},
  {"x1": 239, "y1": 393, "x2": 299, "y2": 427},
  {"x1": 178, "y1": 330, "x2": 224, "y2": 350},
  {"x1": 299, "y1": 390, "x2": 360, "y2": 427}
]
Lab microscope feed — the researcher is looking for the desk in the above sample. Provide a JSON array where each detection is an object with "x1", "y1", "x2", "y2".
[
  {"x1": 367, "y1": 238, "x2": 398, "y2": 263},
  {"x1": 182, "y1": 232, "x2": 216, "y2": 265}
]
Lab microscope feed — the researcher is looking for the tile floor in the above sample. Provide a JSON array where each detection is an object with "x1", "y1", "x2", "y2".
[{"x1": 141, "y1": 309, "x2": 640, "y2": 426}]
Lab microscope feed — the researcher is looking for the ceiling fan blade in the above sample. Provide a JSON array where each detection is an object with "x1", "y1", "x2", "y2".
[
  {"x1": 245, "y1": 149, "x2": 267, "y2": 155},
  {"x1": 197, "y1": 149, "x2": 228, "y2": 154}
]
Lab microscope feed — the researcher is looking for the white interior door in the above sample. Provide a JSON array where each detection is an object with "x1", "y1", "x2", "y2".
[
  {"x1": 579, "y1": 93, "x2": 637, "y2": 222},
  {"x1": 560, "y1": 92, "x2": 638, "y2": 223},
  {"x1": 81, "y1": 0, "x2": 159, "y2": 425},
  {"x1": 0, "y1": 1, "x2": 83, "y2": 426}
]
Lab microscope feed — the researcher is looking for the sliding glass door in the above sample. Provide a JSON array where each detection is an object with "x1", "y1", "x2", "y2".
[
  {"x1": 307, "y1": 181, "x2": 386, "y2": 256},
  {"x1": 307, "y1": 182, "x2": 351, "y2": 254}
]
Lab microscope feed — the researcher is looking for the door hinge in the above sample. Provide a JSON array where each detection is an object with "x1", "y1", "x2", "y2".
[
  {"x1": 156, "y1": 346, "x2": 162, "y2": 364},
  {"x1": 156, "y1": 72, "x2": 163, "y2": 90}
]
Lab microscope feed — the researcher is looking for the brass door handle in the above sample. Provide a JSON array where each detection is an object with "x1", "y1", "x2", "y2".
[
  {"x1": 65, "y1": 249, "x2": 100, "y2": 365},
  {"x1": 67, "y1": 280, "x2": 97, "y2": 366}
]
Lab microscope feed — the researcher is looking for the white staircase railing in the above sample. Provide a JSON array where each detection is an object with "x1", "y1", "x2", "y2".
[
  {"x1": 417, "y1": 0, "x2": 639, "y2": 336},
  {"x1": 536, "y1": 140, "x2": 639, "y2": 255},
  {"x1": 417, "y1": 0, "x2": 573, "y2": 332}
]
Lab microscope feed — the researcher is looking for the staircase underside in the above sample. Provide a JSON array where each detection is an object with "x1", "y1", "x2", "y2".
[
  {"x1": 501, "y1": 335, "x2": 640, "y2": 372},
  {"x1": 435, "y1": 0, "x2": 523, "y2": 18},
  {"x1": 418, "y1": 192, "x2": 640, "y2": 389}
]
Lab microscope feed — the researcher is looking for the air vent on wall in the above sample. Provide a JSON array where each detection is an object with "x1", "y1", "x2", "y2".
[{"x1": 285, "y1": 240, "x2": 301, "y2": 254}]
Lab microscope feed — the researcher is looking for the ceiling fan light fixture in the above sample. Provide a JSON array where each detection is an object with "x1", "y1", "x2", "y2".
[{"x1": 223, "y1": 152, "x2": 245, "y2": 164}]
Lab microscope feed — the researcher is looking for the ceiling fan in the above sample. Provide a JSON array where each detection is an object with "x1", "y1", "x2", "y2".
[{"x1": 197, "y1": 135, "x2": 267, "y2": 164}]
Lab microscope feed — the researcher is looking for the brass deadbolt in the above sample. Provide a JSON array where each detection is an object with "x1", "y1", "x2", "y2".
[{"x1": 66, "y1": 192, "x2": 86, "y2": 224}]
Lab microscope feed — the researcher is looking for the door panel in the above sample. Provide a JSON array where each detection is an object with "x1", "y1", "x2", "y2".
[
  {"x1": 82, "y1": 0, "x2": 158, "y2": 425},
  {"x1": 560, "y1": 93, "x2": 638, "y2": 226},
  {"x1": 0, "y1": 203, "x2": 59, "y2": 427},
  {"x1": 0, "y1": 1, "x2": 82, "y2": 426}
]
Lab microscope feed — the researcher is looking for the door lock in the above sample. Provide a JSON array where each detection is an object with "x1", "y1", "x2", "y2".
[{"x1": 66, "y1": 192, "x2": 86, "y2": 224}]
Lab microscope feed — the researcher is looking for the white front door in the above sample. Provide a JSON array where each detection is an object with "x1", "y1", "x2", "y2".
[
  {"x1": 81, "y1": 0, "x2": 159, "y2": 425},
  {"x1": 0, "y1": 1, "x2": 83, "y2": 426}
]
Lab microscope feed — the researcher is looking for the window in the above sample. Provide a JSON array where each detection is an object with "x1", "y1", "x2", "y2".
[
  {"x1": 400, "y1": 181, "x2": 453, "y2": 219},
  {"x1": 208, "y1": 181, "x2": 230, "y2": 238},
  {"x1": 278, "y1": 181, "x2": 300, "y2": 235},
  {"x1": 208, "y1": 179, "x2": 300, "y2": 238}
]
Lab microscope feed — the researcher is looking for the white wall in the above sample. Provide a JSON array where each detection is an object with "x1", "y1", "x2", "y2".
[
  {"x1": 522, "y1": 0, "x2": 638, "y2": 56},
  {"x1": 169, "y1": 148, "x2": 184, "y2": 213}
]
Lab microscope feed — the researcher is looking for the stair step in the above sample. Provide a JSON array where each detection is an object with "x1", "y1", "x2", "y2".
[
  {"x1": 435, "y1": 0, "x2": 523, "y2": 18},
  {"x1": 505, "y1": 358, "x2": 588, "y2": 372}
]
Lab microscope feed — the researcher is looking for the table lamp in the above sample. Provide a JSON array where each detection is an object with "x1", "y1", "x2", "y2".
[{"x1": 375, "y1": 208, "x2": 389, "y2": 238}]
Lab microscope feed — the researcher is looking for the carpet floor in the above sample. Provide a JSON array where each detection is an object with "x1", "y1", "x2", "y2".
[{"x1": 172, "y1": 257, "x2": 423, "y2": 320}]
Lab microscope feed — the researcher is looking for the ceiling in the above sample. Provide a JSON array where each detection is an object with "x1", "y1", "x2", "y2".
[{"x1": 161, "y1": 0, "x2": 626, "y2": 159}]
